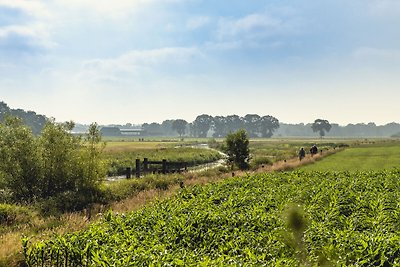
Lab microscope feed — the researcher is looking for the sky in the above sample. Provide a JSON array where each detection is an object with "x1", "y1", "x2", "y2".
[{"x1": 0, "y1": 0, "x2": 399, "y2": 126}]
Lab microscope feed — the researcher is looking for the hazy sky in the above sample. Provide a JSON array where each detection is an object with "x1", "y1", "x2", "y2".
[{"x1": 1, "y1": 0, "x2": 399, "y2": 125}]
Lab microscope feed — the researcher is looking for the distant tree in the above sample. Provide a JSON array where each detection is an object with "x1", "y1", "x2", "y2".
[
  {"x1": 311, "y1": 119, "x2": 332, "y2": 138},
  {"x1": 260, "y1": 115, "x2": 280, "y2": 138},
  {"x1": 193, "y1": 114, "x2": 213, "y2": 138},
  {"x1": 243, "y1": 114, "x2": 261, "y2": 137},
  {"x1": 224, "y1": 129, "x2": 250, "y2": 170},
  {"x1": 100, "y1": 126, "x2": 121, "y2": 136},
  {"x1": 172, "y1": 119, "x2": 188, "y2": 137},
  {"x1": 188, "y1": 123, "x2": 196, "y2": 137},
  {"x1": 226, "y1": 115, "x2": 244, "y2": 133},
  {"x1": 0, "y1": 101, "x2": 47, "y2": 134},
  {"x1": 161, "y1": 120, "x2": 175, "y2": 136},
  {"x1": 212, "y1": 116, "x2": 228, "y2": 138},
  {"x1": 142, "y1": 122, "x2": 162, "y2": 136},
  {"x1": 0, "y1": 101, "x2": 10, "y2": 121}
]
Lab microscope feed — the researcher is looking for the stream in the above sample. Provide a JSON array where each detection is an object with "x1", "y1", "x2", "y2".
[{"x1": 105, "y1": 144, "x2": 227, "y2": 182}]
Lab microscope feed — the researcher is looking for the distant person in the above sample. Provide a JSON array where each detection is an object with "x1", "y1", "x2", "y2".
[
  {"x1": 299, "y1": 147, "x2": 305, "y2": 161},
  {"x1": 310, "y1": 145, "x2": 318, "y2": 156}
]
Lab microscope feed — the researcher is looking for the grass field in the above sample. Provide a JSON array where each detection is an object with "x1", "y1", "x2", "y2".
[
  {"x1": 103, "y1": 141, "x2": 174, "y2": 153},
  {"x1": 300, "y1": 141, "x2": 400, "y2": 171}
]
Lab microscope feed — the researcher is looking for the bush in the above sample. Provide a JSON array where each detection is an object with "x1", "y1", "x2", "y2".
[
  {"x1": 250, "y1": 156, "x2": 273, "y2": 170},
  {"x1": 0, "y1": 203, "x2": 33, "y2": 225},
  {"x1": 0, "y1": 118, "x2": 107, "y2": 212},
  {"x1": 38, "y1": 187, "x2": 108, "y2": 215},
  {"x1": 223, "y1": 129, "x2": 250, "y2": 170}
]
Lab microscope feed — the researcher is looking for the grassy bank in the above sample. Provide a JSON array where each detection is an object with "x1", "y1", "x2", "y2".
[{"x1": 300, "y1": 141, "x2": 400, "y2": 171}]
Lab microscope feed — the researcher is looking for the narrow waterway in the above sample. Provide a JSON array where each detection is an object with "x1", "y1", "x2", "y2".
[{"x1": 105, "y1": 144, "x2": 227, "y2": 182}]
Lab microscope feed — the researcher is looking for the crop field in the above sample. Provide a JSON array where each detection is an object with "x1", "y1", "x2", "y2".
[
  {"x1": 24, "y1": 167, "x2": 400, "y2": 266},
  {"x1": 300, "y1": 141, "x2": 400, "y2": 171}
]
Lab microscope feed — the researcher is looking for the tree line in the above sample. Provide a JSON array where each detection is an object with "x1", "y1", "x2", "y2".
[
  {"x1": 138, "y1": 117, "x2": 400, "y2": 138},
  {"x1": 141, "y1": 114, "x2": 280, "y2": 138},
  {"x1": 2, "y1": 100, "x2": 399, "y2": 138},
  {"x1": 0, "y1": 101, "x2": 47, "y2": 135}
]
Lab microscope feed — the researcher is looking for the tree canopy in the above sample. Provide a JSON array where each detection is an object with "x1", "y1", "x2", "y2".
[
  {"x1": 223, "y1": 129, "x2": 250, "y2": 170},
  {"x1": 311, "y1": 119, "x2": 332, "y2": 138},
  {"x1": 0, "y1": 101, "x2": 47, "y2": 135},
  {"x1": 172, "y1": 119, "x2": 188, "y2": 137},
  {"x1": 0, "y1": 117, "x2": 106, "y2": 210}
]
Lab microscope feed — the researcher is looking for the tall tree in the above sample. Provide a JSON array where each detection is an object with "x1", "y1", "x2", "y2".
[
  {"x1": 260, "y1": 115, "x2": 280, "y2": 138},
  {"x1": 212, "y1": 116, "x2": 228, "y2": 138},
  {"x1": 40, "y1": 120, "x2": 81, "y2": 197},
  {"x1": 243, "y1": 114, "x2": 261, "y2": 137},
  {"x1": 142, "y1": 122, "x2": 162, "y2": 136},
  {"x1": 311, "y1": 119, "x2": 332, "y2": 138},
  {"x1": 172, "y1": 119, "x2": 188, "y2": 137},
  {"x1": 161, "y1": 120, "x2": 175, "y2": 136},
  {"x1": 226, "y1": 115, "x2": 244, "y2": 133},
  {"x1": 193, "y1": 114, "x2": 213, "y2": 138},
  {"x1": 223, "y1": 129, "x2": 250, "y2": 170},
  {"x1": 0, "y1": 116, "x2": 42, "y2": 201}
]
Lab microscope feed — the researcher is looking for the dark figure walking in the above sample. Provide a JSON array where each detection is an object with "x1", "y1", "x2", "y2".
[
  {"x1": 299, "y1": 147, "x2": 305, "y2": 161},
  {"x1": 310, "y1": 145, "x2": 318, "y2": 157}
]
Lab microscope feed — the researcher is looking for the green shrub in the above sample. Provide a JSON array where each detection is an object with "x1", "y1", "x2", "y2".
[
  {"x1": 250, "y1": 156, "x2": 273, "y2": 169},
  {"x1": 0, "y1": 118, "x2": 106, "y2": 212},
  {"x1": 38, "y1": 187, "x2": 108, "y2": 215},
  {"x1": 0, "y1": 203, "x2": 33, "y2": 225}
]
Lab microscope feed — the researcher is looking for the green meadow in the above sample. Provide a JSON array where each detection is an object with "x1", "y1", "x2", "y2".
[{"x1": 300, "y1": 142, "x2": 400, "y2": 171}]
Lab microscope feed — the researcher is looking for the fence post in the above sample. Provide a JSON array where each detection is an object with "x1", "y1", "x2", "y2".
[
  {"x1": 143, "y1": 158, "x2": 149, "y2": 173},
  {"x1": 126, "y1": 167, "x2": 131, "y2": 179},
  {"x1": 162, "y1": 159, "x2": 167, "y2": 174},
  {"x1": 135, "y1": 159, "x2": 140, "y2": 178}
]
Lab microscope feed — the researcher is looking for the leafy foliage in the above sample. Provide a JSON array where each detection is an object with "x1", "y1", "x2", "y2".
[
  {"x1": 171, "y1": 119, "x2": 188, "y2": 137},
  {"x1": 0, "y1": 118, "x2": 106, "y2": 211},
  {"x1": 193, "y1": 114, "x2": 213, "y2": 138},
  {"x1": 0, "y1": 101, "x2": 47, "y2": 135},
  {"x1": 24, "y1": 169, "x2": 400, "y2": 266},
  {"x1": 311, "y1": 119, "x2": 332, "y2": 138},
  {"x1": 0, "y1": 117, "x2": 42, "y2": 201},
  {"x1": 223, "y1": 129, "x2": 250, "y2": 170}
]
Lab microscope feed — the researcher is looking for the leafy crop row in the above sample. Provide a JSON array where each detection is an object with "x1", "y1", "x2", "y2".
[{"x1": 24, "y1": 169, "x2": 400, "y2": 266}]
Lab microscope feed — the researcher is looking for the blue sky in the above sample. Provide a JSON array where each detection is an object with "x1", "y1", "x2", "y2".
[{"x1": 0, "y1": 0, "x2": 399, "y2": 125}]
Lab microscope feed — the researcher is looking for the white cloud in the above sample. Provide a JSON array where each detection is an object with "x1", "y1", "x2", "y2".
[
  {"x1": 186, "y1": 16, "x2": 210, "y2": 30},
  {"x1": 367, "y1": 0, "x2": 400, "y2": 17},
  {"x1": 79, "y1": 46, "x2": 203, "y2": 82},
  {"x1": 52, "y1": 0, "x2": 191, "y2": 19},
  {"x1": 0, "y1": 0, "x2": 51, "y2": 18},
  {"x1": 218, "y1": 13, "x2": 281, "y2": 39},
  {"x1": 0, "y1": 1, "x2": 55, "y2": 51},
  {"x1": 216, "y1": 8, "x2": 305, "y2": 45},
  {"x1": 0, "y1": 23, "x2": 56, "y2": 49}
]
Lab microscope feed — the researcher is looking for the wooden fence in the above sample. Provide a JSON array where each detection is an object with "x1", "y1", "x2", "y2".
[{"x1": 125, "y1": 158, "x2": 188, "y2": 178}]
